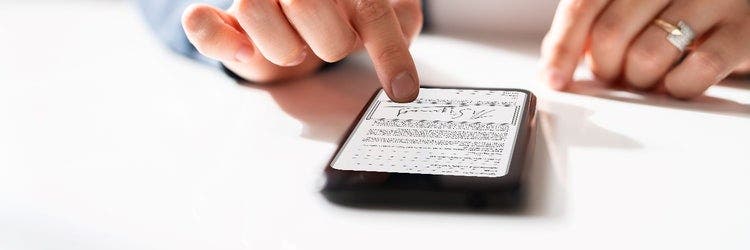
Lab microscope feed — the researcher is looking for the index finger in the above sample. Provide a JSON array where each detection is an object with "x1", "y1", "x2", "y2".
[{"x1": 347, "y1": 0, "x2": 419, "y2": 102}]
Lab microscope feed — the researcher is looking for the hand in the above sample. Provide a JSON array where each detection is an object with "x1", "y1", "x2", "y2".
[
  {"x1": 181, "y1": 0, "x2": 423, "y2": 102},
  {"x1": 541, "y1": 0, "x2": 750, "y2": 99}
]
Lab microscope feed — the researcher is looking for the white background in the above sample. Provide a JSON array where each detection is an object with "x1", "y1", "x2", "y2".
[{"x1": 1, "y1": 1, "x2": 749, "y2": 250}]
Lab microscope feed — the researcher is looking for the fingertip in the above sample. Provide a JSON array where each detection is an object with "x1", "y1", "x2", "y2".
[
  {"x1": 543, "y1": 68, "x2": 570, "y2": 90},
  {"x1": 181, "y1": 4, "x2": 210, "y2": 31},
  {"x1": 281, "y1": 49, "x2": 308, "y2": 67},
  {"x1": 261, "y1": 44, "x2": 309, "y2": 67},
  {"x1": 182, "y1": 3, "x2": 201, "y2": 19},
  {"x1": 539, "y1": 44, "x2": 574, "y2": 90},
  {"x1": 665, "y1": 85, "x2": 702, "y2": 100},
  {"x1": 388, "y1": 71, "x2": 419, "y2": 103},
  {"x1": 180, "y1": 4, "x2": 262, "y2": 65},
  {"x1": 663, "y1": 74, "x2": 704, "y2": 100}
]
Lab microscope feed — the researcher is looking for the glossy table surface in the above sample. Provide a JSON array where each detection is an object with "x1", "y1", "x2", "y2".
[{"x1": 1, "y1": 1, "x2": 749, "y2": 250}]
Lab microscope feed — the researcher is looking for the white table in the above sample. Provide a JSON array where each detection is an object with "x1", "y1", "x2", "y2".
[{"x1": 1, "y1": 1, "x2": 749, "y2": 250}]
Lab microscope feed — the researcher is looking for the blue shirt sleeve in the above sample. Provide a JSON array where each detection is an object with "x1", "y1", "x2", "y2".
[{"x1": 136, "y1": 0, "x2": 232, "y2": 65}]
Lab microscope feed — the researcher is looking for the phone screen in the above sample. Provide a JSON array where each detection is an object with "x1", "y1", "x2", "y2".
[
  {"x1": 331, "y1": 87, "x2": 528, "y2": 177},
  {"x1": 323, "y1": 87, "x2": 536, "y2": 208}
]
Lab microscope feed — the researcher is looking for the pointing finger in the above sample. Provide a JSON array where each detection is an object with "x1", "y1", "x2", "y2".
[{"x1": 347, "y1": 0, "x2": 419, "y2": 103}]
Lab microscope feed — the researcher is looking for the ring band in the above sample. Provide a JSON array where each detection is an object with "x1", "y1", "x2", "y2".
[{"x1": 653, "y1": 19, "x2": 695, "y2": 52}]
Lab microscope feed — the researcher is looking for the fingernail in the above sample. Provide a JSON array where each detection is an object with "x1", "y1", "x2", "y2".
[
  {"x1": 284, "y1": 50, "x2": 307, "y2": 66},
  {"x1": 390, "y1": 72, "x2": 418, "y2": 102},
  {"x1": 545, "y1": 69, "x2": 568, "y2": 90},
  {"x1": 235, "y1": 45, "x2": 254, "y2": 63}
]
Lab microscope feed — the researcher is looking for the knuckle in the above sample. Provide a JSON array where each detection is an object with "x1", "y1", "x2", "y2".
[
  {"x1": 318, "y1": 38, "x2": 357, "y2": 63},
  {"x1": 353, "y1": 0, "x2": 391, "y2": 25},
  {"x1": 591, "y1": 15, "x2": 626, "y2": 45},
  {"x1": 375, "y1": 43, "x2": 405, "y2": 65},
  {"x1": 588, "y1": 16, "x2": 627, "y2": 81},
  {"x1": 626, "y1": 46, "x2": 664, "y2": 88},
  {"x1": 628, "y1": 45, "x2": 663, "y2": 71}
]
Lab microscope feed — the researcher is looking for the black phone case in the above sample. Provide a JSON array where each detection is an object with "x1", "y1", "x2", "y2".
[{"x1": 321, "y1": 86, "x2": 537, "y2": 209}]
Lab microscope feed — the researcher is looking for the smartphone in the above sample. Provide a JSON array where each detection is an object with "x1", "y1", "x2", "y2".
[{"x1": 321, "y1": 87, "x2": 537, "y2": 209}]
